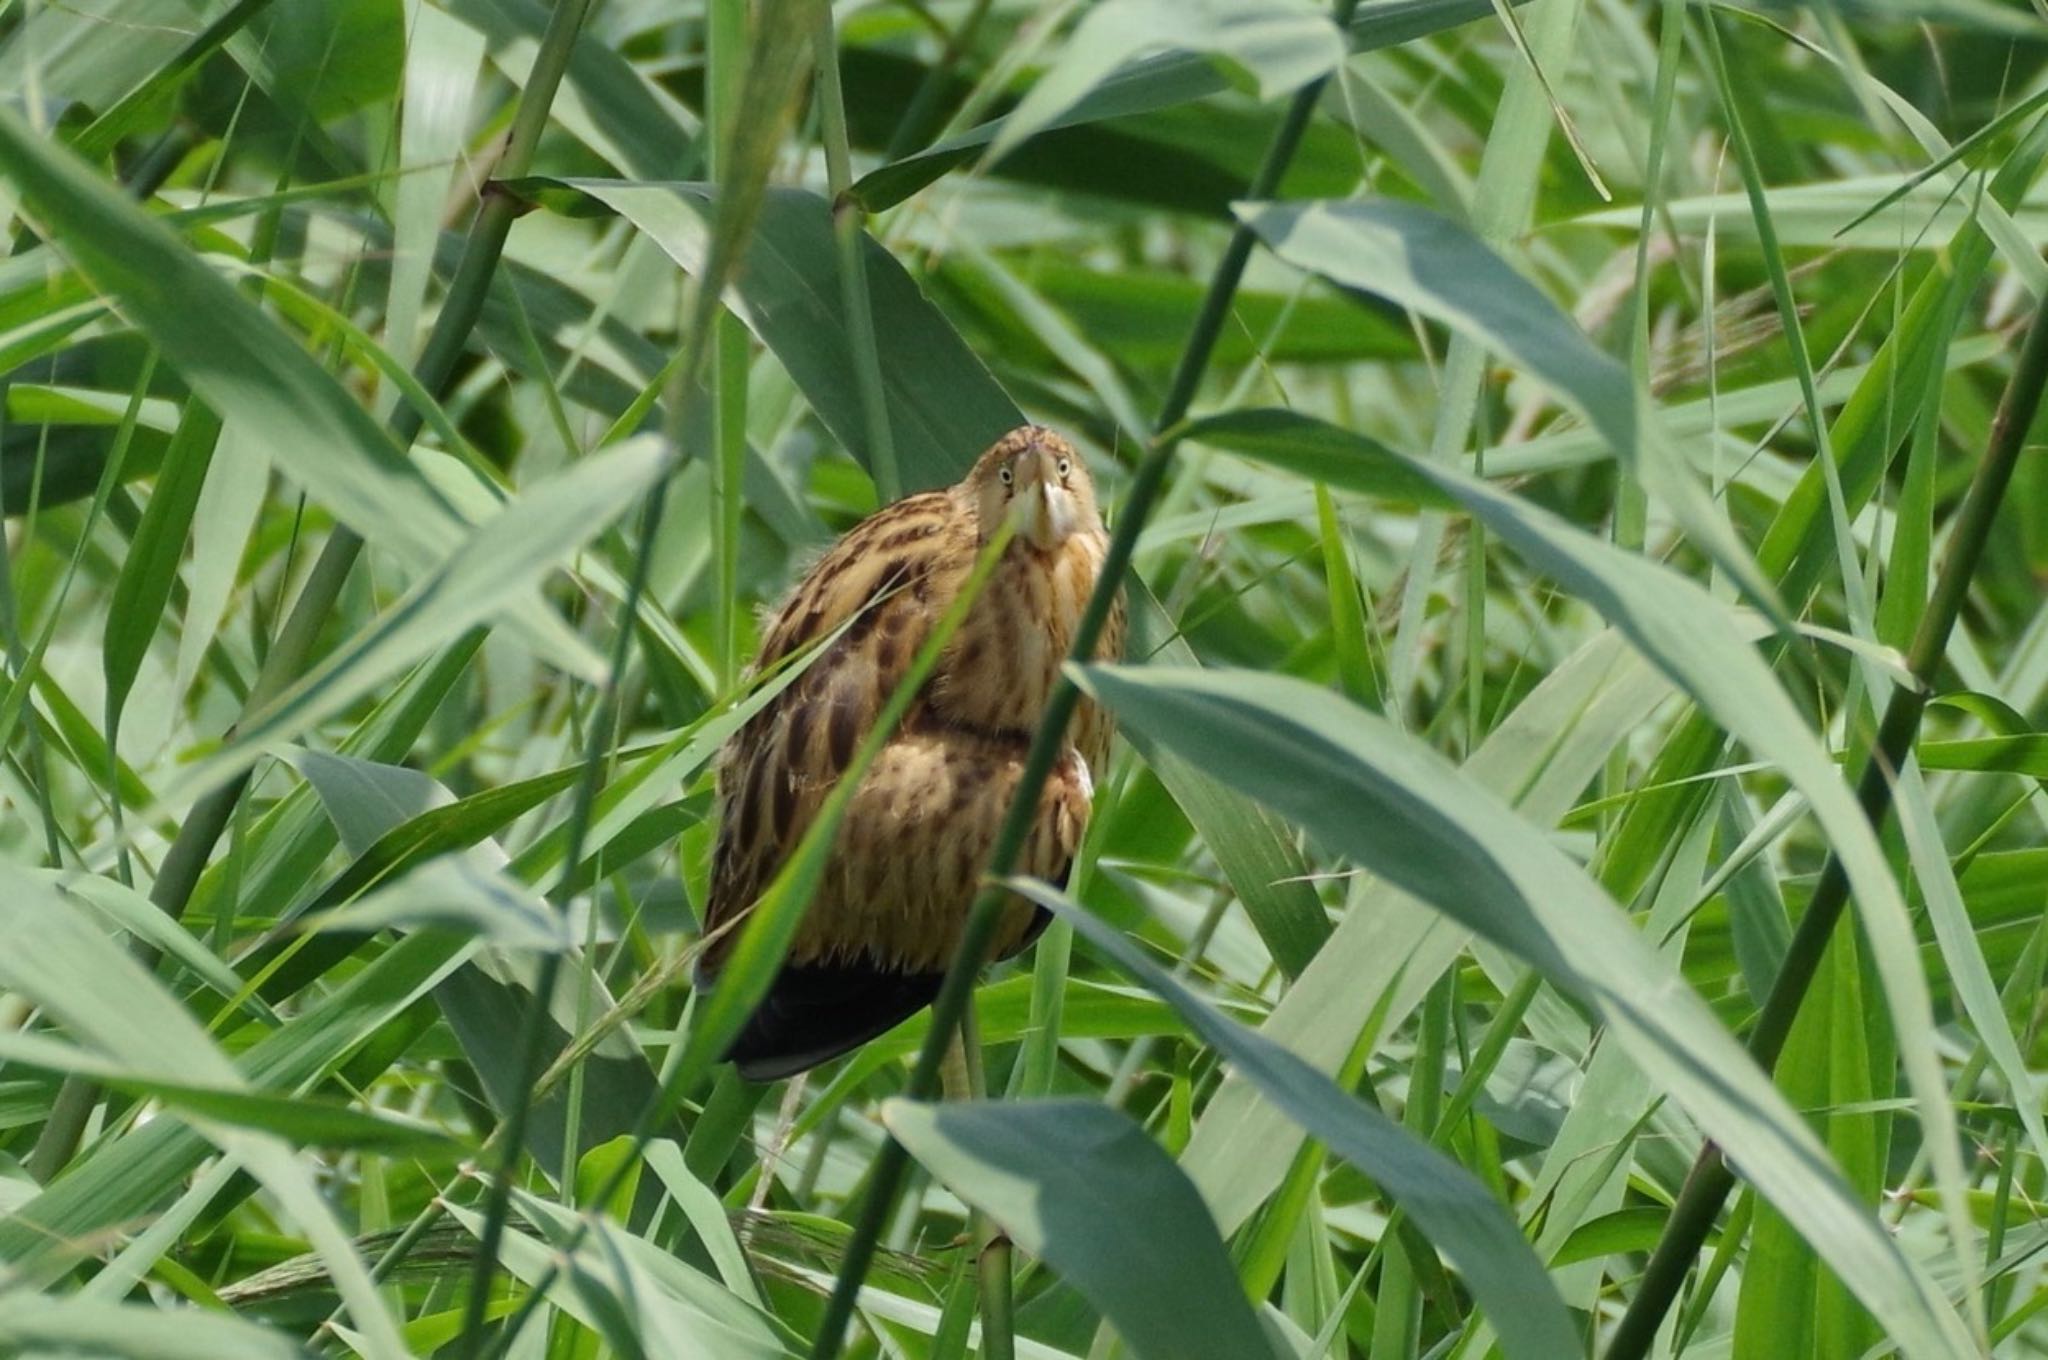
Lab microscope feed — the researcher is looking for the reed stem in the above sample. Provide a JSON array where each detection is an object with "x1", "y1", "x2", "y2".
[
  {"x1": 815, "y1": 0, "x2": 899, "y2": 501},
  {"x1": 805, "y1": 2, "x2": 1362, "y2": 1350},
  {"x1": 1604, "y1": 276, "x2": 2048, "y2": 1360}
]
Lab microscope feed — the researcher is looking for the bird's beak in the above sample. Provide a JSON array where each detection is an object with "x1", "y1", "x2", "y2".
[{"x1": 1008, "y1": 451, "x2": 1064, "y2": 550}]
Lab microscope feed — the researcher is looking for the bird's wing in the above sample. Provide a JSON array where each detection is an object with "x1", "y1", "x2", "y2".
[
  {"x1": 702, "y1": 492, "x2": 965, "y2": 962},
  {"x1": 1074, "y1": 579, "x2": 1126, "y2": 776},
  {"x1": 722, "y1": 728, "x2": 1094, "y2": 1080}
]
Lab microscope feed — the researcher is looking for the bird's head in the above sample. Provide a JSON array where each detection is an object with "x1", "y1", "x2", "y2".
[{"x1": 964, "y1": 425, "x2": 1098, "y2": 551}]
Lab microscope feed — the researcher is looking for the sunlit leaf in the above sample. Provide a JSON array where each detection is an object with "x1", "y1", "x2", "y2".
[{"x1": 884, "y1": 1098, "x2": 1282, "y2": 1360}]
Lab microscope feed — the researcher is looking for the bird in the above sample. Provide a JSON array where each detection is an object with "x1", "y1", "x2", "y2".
[{"x1": 695, "y1": 425, "x2": 1124, "y2": 1082}]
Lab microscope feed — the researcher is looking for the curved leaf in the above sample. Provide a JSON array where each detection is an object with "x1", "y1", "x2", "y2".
[
  {"x1": 0, "y1": 106, "x2": 466, "y2": 569},
  {"x1": 1009, "y1": 883, "x2": 1582, "y2": 1360},
  {"x1": 0, "y1": 864, "x2": 410, "y2": 1359},
  {"x1": 1074, "y1": 663, "x2": 1972, "y2": 1359},
  {"x1": 508, "y1": 178, "x2": 1019, "y2": 493},
  {"x1": 0, "y1": 1295, "x2": 305, "y2": 1360},
  {"x1": 1177, "y1": 626, "x2": 1673, "y2": 1235},
  {"x1": 1185, "y1": 407, "x2": 1976, "y2": 1299},
  {"x1": 883, "y1": 1098, "x2": 1281, "y2": 1360},
  {"x1": 0, "y1": 930, "x2": 471, "y2": 1283},
  {"x1": 157, "y1": 436, "x2": 670, "y2": 806},
  {"x1": 1127, "y1": 580, "x2": 1330, "y2": 977},
  {"x1": 1236, "y1": 198, "x2": 1781, "y2": 619},
  {"x1": 102, "y1": 402, "x2": 220, "y2": 725},
  {"x1": 288, "y1": 751, "x2": 669, "y2": 1183},
  {"x1": 851, "y1": 0, "x2": 1519, "y2": 211},
  {"x1": 987, "y1": 0, "x2": 1346, "y2": 167}
]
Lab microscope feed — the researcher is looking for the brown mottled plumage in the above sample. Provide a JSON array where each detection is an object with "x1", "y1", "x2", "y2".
[{"x1": 699, "y1": 426, "x2": 1124, "y2": 1080}]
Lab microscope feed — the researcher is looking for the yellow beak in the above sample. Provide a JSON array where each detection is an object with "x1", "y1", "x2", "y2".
[{"x1": 1007, "y1": 446, "x2": 1071, "y2": 550}]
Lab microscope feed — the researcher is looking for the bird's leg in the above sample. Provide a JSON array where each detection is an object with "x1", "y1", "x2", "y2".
[
  {"x1": 976, "y1": 1229, "x2": 1017, "y2": 1360},
  {"x1": 937, "y1": 1021, "x2": 976, "y2": 1103},
  {"x1": 942, "y1": 1003, "x2": 1017, "y2": 1360}
]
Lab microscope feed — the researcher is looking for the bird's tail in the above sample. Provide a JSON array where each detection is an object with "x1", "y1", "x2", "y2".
[{"x1": 722, "y1": 960, "x2": 944, "y2": 1083}]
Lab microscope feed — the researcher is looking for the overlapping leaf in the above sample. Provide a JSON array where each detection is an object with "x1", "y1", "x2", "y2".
[{"x1": 1075, "y1": 662, "x2": 1971, "y2": 1357}]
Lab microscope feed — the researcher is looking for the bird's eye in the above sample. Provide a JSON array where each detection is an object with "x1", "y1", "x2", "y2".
[
  {"x1": 1056, "y1": 457, "x2": 1072, "y2": 480},
  {"x1": 999, "y1": 465, "x2": 1013, "y2": 487}
]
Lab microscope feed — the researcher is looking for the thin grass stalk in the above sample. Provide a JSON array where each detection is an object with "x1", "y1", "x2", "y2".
[
  {"x1": 883, "y1": 0, "x2": 997, "y2": 159},
  {"x1": 24, "y1": 0, "x2": 603, "y2": 1183},
  {"x1": 104, "y1": 158, "x2": 279, "y2": 895},
  {"x1": 1, "y1": 408, "x2": 144, "y2": 877},
  {"x1": 1240, "y1": 1135, "x2": 1328, "y2": 1304},
  {"x1": 440, "y1": 10, "x2": 829, "y2": 1344},
  {"x1": 1604, "y1": 274, "x2": 2048, "y2": 1360},
  {"x1": 0, "y1": 473, "x2": 54, "y2": 792},
  {"x1": 1, "y1": 343, "x2": 157, "y2": 865},
  {"x1": 935, "y1": 1019, "x2": 1010, "y2": 1355},
  {"x1": 1239, "y1": 987, "x2": 1391, "y2": 1307},
  {"x1": 978, "y1": 1233, "x2": 1018, "y2": 1360},
  {"x1": 1671, "y1": 1188, "x2": 1748, "y2": 1350},
  {"x1": 1624, "y1": 0, "x2": 1683, "y2": 401},
  {"x1": 452, "y1": 454, "x2": 676, "y2": 1360},
  {"x1": 1699, "y1": 15, "x2": 1882, "y2": 668},
  {"x1": 953, "y1": 1005, "x2": 1015, "y2": 1360},
  {"x1": 1986, "y1": 1124, "x2": 2019, "y2": 1325},
  {"x1": 557, "y1": 850, "x2": 609, "y2": 1205},
  {"x1": 815, "y1": 1, "x2": 899, "y2": 502},
  {"x1": 1315, "y1": 484, "x2": 1373, "y2": 706},
  {"x1": 1385, "y1": 0, "x2": 1583, "y2": 724},
  {"x1": 714, "y1": 319, "x2": 750, "y2": 687},
  {"x1": 1371, "y1": 976, "x2": 1448, "y2": 1355},
  {"x1": 805, "y1": 2, "x2": 1362, "y2": 1349},
  {"x1": 1605, "y1": 0, "x2": 1678, "y2": 838},
  {"x1": 1463, "y1": 432, "x2": 1487, "y2": 751},
  {"x1": 710, "y1": 0, "x2": 749, "y2": 688},
  {"x1": 70, "y1": 0, "x2": 277, "y2": 162},
  {"x1": 452, "y1": 0, "x2": 771, "y2": 1317},
  {"x1": 1012, "y1": 917, "x2": 1073, "y2": 1097},
  {"x1": 1011, "y1": 745, "x2": 1127, "y2": 1099},
  {"x1": 1103, "y1": 888, "x2": 1229, "y2": 1108},
  {"x1": 1429, "y1": 969, "x2": 1538, "y2": 1143}
]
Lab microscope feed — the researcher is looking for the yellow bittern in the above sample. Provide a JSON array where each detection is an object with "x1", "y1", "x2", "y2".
[{"x1": 696, "y1": 426, "x2": 1123, "y2": 1080}]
